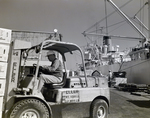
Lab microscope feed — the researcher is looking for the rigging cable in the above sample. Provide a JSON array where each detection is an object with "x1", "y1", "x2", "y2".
[
  {"x1": 88, "y1": 18, "x2": 127, "y2": 34},
  {"x1": 84, "y1": 0, "x2": 133, "y2": 33},
  {"x1": 134, "y1": 1, "x2": 148, "y2": 17},
  {"x1": 87, "y1": 16, "x2": 135, "y2": 35}
]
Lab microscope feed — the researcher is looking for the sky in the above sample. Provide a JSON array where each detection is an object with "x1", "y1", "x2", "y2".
[{"x1": 0, "y1": 0, "x2": 148, "y2": 51}]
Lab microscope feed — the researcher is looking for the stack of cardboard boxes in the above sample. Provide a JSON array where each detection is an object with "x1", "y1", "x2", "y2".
[{"x1": 0, "y1": 28, "x2": 12, "y2": 118}]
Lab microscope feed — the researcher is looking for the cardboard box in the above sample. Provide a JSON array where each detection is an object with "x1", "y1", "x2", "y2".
[
  {"x1": 0, "y1": 44, "x2": 10, "y2": 62},
  {"x1": 0, "y1": 62, "x2": 8, "y2": 79},
  {"x1": 0, "y1": 80, "x2": 6, "y2": 96},
  {"x1": 0, "y1": 28, "x2": 12, "y2": 44},
  {"x1": 0, "y1": 111, "x2": 2, "y2": 118},
  {"x1": 0, "y1": 97, "x2": 4, "y2": 112}
]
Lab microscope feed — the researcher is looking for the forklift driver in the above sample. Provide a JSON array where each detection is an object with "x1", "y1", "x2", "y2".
[{"x1": 36, "y1": 51, "x2": 63, "y2": 93}]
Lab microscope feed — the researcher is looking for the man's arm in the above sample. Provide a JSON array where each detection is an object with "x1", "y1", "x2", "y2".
[{"x1": 42, "y1": 59, "x2": 60, "y2": 72}]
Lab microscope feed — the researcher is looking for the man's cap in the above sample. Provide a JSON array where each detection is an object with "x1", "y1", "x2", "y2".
[{"x1": 47, "y1": 51, "x2": 56, "y2": 56}]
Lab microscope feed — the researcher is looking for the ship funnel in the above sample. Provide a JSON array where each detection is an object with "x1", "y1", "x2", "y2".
[{"x1": 103, "y1": 36, "x2": 112, "y2": 52}]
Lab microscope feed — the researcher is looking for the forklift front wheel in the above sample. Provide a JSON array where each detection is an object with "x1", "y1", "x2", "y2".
[
  {"x1": 9, "y1": 98, "x2": 50, "y2": 118},
  {"x1": 90, "y1": 99, "x2": 108, "y2": 118}
]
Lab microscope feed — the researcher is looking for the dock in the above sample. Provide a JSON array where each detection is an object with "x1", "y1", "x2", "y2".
[{"x1": 109, "y1": 88, "x2": 150, "y2": 118}]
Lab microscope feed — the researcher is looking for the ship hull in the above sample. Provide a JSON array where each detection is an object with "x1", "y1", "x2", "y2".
[
  {"x1": 120, "y1": 58, "x2": 150, "y2": 84},
  {"x1": 95, "y1": 58, "x2": 150, "y2": 84}
]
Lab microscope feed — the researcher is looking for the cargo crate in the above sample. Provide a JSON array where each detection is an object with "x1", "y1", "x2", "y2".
[
  {"x1": 0, "y1": 62, "x2": 7, "y2": 78},
  {"x1": 0, "y1": 80, "x2": 6, "y2": 96},
  {"x1": 0, "y1": 97, "x2": 4, "y2": 112},
  {"x1": 0, "y1": 44, "x2": 10, "y2": 62},
  {"x1": 0, "y1": 28, "x2": 12, "y2": 44}
]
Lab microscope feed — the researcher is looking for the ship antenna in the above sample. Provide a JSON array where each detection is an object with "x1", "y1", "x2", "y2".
[
  {"x1": 148, "y1": 0, "x2": 150, "y2": 40},
  {"x1": 105, "y1": 0, "x2": 109, "y2": 35}
]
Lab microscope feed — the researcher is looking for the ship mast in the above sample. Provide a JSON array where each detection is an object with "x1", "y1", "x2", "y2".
[{"x1": 148, "y1": 0, "x2": 150, "y2": 41}]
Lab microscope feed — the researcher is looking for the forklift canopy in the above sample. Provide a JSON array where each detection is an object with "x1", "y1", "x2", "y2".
[{"x1": 42, "y1": 40, "x2": 82, "y2": 55}]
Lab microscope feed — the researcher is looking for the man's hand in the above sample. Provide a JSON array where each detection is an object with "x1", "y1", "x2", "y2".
[
  {"x1": 39, "y1": 66, "x2": 45, "y2": 72},
  {"x1": 41, "y1": 65, "x2": 47, "y2": 68}
]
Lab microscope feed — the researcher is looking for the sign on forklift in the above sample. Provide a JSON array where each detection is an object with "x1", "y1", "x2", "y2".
[
  {"x1": 62, "y1": 90, "x2": 79, "y2": 103},
  {"x1": 1, "y1": 29, "x2": 110, "y2": 118}
]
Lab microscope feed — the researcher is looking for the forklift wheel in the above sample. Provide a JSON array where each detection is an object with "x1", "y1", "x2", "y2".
[
  {"x1": 9, "y1": 98, "x2": 50, "y2": 118},
  {"x1": 90, "y1": 99, "x2": 108, "y2": 118}
]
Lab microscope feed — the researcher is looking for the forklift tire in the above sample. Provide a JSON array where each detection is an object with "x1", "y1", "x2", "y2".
[
  {"x1": 9, "y1": 98, "x2": 50, "y2": 118},
  {"x1": 90, "y1": 99, "x2": 108, "y2": 118}
]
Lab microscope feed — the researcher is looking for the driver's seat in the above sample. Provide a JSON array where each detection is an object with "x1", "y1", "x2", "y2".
[{"x1": 44, "y1": 72, "x2": 67, "y2": 89}]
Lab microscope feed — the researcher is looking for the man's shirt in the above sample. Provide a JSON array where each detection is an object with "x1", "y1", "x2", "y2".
[{"x1": 41, "y1": 58, "x2": 63, "y2": 77}]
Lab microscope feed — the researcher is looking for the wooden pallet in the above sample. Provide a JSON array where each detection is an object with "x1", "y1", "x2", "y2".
[{"x1": 115, "y1": 83, "x2": 149, "y2": 92}]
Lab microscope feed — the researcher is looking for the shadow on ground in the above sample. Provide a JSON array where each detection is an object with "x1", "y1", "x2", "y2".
[{"x1": 127, "y1": 100, "x2": 150, "y2": 108}]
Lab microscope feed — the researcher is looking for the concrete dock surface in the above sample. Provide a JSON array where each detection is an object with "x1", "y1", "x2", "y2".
[{"x1": 109, "y1": 88, "x2": 150, "y2": 118}]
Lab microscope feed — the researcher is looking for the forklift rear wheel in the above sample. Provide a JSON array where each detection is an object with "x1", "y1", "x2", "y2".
[
  {"x1": 90, "y1": 99, "x2": 108, "y2": 118},
  {"x1": 9, "y1": 98, "x2": 50, "y2": 118}
]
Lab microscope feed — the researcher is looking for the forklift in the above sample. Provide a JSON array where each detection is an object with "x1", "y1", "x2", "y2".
[{"x1": 3, "y1": 30, "x2": 110, "y2": 118}]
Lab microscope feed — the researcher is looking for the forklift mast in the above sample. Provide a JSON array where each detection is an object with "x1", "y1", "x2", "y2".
[{"x1": 4, "y1": 40, "x2": 31, "y2": 116}]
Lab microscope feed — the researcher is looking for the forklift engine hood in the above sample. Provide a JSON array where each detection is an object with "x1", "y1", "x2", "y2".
[{"x1": 65, "y1": 76, "x2": 108, "y2": 88}]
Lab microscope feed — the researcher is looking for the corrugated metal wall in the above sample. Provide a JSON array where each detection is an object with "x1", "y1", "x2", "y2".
[
  {"x1": 12, "y1": 31, "x2": 51, "y2": 45},
  {"x1": 12, "y1": 31, "x2": 51, "y2": 61}
]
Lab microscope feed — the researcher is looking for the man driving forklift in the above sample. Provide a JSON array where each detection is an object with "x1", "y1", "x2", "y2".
[{"x1": 34, "y1": 51, "x2": 63, "y2": 94}]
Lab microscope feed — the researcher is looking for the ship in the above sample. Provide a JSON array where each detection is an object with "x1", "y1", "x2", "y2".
[{"x1": 82, "y1": 0, "x2": 150, "y2": 84}]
